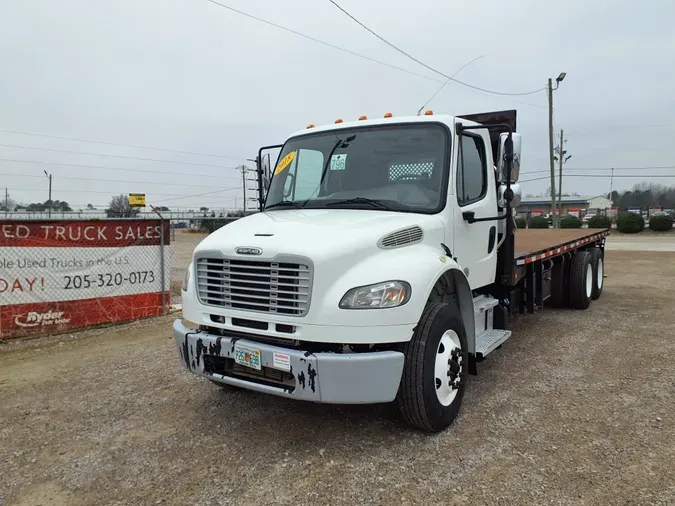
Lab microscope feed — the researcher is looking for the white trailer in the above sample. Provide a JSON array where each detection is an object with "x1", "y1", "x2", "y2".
[{"x1": 174, "y1": 110, "x2": 608, "y2": 432}]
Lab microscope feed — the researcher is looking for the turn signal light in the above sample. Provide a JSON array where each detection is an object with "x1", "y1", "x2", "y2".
[
  {"x1": 384, "y1": 112, "x2": 393, "y2": 118},
  {"x1": 359, "y1": 115, "x2": 367, "y2": 120},
  {"x1": 424, "y1": 110, "x2": 433, "y2": 115},
  {"x1": 335, "y1": 118, "x2": 343, "y2": 124}
]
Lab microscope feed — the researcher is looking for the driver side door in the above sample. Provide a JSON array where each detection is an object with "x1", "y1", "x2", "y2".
[{"x1": 452, "y1": 129, "x2": 498, "y2": 289}]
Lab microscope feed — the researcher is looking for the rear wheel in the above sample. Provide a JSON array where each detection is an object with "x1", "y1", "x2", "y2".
[
  {"x1": 588, "y1": 248, "x2": 604, "y2": 300},
  {"x1": 396, "y1": 302, "x2": 469, "y2": 432},
  {"x1": 568, "y1": 251, "x2": 593, "y2": 310}
]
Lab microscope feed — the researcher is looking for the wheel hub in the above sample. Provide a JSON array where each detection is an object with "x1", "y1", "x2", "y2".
[
  {"x1": 435, "y1": 330, "x2": 463, "y2": 406},
  {"x1": 585, "y1": 264, "x2": 593, "y2": 298}
]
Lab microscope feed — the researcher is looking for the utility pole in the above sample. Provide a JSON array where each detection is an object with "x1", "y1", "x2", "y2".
[
  {"x1": 238, "y1": 165, "x2": 249, "y2": 214},
  {"x1": 44, "y1": 170, "x2": 52, "y2": 218},
  {"x1": 4, "y1": 187, "x2": 8, "y2": 218},
  {"x1": 548, "y1": 79, "x2": 556, "y2": 226},
  {"x1": 610, "y1": 167, "x2": 614, "y2": 195},
  {"x1": 547, "y1": 72, "x2": 567, "y2": 228},
  {"x1": 554, "y1": 129, "x2": 571, "y2": 217}
]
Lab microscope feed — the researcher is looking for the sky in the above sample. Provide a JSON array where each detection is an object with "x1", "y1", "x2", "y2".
[{"x1": 1, "y1": 0, "x2": 674, "y2": 211}]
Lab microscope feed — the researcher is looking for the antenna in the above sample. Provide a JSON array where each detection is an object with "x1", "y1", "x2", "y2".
[{"x1": 416, "y1": 55, "x2": 485, "y2": 115}]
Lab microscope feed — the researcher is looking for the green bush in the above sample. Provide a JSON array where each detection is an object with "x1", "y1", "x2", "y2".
[
  {"x1": 529, "y1": 216, "x2": 549, "y2": 229},
  {"x1": 560, "y1": 215, "x2": 582, "y2": 229},
  {"x1": 649, "y1": 214, "x2": 673, "y2": 232},
  {"x1": 515, "y1": 217, "x2": 527, "y2": 229},
  {"x1": 587, "y1": 215, "x2": 611, "y2": 229},
  {"x1": 617, "y1": 212, "x2": 645, "y2": 234}
]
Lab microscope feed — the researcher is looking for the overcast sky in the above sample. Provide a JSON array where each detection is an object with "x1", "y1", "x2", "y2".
[{"x1": 1, "y1": 0, "x2": 674, "y2": 211}]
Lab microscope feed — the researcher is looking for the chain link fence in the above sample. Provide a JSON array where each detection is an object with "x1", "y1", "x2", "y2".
[
  {"x1": 166, "y1": 216, "x2": 241, "y2": 303},
  {"x1": 0, "y1": 216, "x2": 241, "y2": 339}
]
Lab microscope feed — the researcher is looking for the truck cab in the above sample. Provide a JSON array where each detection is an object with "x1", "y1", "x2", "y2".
[{"x1": 175, "y1": 110, "x2": 526, "y2": 432}]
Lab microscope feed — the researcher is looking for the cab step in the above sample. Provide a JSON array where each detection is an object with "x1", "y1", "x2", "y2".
[
  {"x1": 473, "y1": 295, "x2": 499, "y2": 314},
  {"x1": 475, "y1": 329, "x2": 512, "y2": 358}
]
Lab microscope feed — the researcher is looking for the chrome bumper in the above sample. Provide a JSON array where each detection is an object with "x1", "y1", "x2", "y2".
[{"x1": 173, "y1": 319, "x2": 404, "y2": 404}]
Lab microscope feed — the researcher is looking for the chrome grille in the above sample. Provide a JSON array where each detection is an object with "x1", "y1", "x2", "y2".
[{"x1": 196, "y1": 257, "x2": 311, "y2": 316}]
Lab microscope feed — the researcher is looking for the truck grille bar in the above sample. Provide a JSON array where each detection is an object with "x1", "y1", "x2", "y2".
[{"x1": 195, "y1": 257, "x2": 312, "y2": 316}]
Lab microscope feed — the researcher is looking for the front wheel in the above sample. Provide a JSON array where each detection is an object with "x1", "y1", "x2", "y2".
[{"x1": 396, "y1": 302, "x2": 469, "y2": 432}]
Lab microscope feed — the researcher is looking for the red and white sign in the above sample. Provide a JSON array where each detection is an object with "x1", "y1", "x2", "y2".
[{"x1": 0, "y1": 220, "x2": 170, "y2": 339}]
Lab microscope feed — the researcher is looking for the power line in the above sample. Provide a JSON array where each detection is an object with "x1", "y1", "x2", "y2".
[
  {"x1": 0, "y1": 143, "x2": 238, "y2": 169},
  {"x1": 6, "y1": 186, "x2": 190, "y2": 197},
  {"x1": 152, "y1": 187, "x2": 240, "y2": 203},
  {"x1": 6, "y1": 186, "x2": 240, "y2": 202},
  {"x1": 521, "y1": 165, "x2": 675, "y2": 176},
  {"x1": 0, "y1": 172, "x2": 230, "y2": 189},
  {"x1": 204, "y1": 0, "x2": 438, "y2": 83},
  {"x1": 325, "y1": 0, "x2": 546, "y2": 97},
  {"x1": 0, "y1": 128, "x2": 246, "y2": 160},
  {"x1": 520, "y1": 174, "x2": 675, "y2": 183},
  {"x1": 204, "y1": 0, "x2": 545, "y2": 105},
  {"x1": 0, "y1": 157, "x2": 239, "y2": 180},
  {"x1": 417, "y1": 55, "x2": 485, "y2": 115}
]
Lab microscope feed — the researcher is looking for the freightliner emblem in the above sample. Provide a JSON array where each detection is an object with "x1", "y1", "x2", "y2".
[{"x1": 235, "y1": 247, "x2": 262, "y2": 255}]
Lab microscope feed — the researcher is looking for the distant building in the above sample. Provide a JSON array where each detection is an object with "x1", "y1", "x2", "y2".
[{"x1": 518, "y1": 195, "x2": 613, "y2": 217}]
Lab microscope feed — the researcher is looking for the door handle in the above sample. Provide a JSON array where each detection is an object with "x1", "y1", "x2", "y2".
[{"x1": 488, "y1": 226, "x2": 496, "y2": 253}]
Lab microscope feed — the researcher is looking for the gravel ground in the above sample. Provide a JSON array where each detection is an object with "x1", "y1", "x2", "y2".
[{"x1": 1, "y1": 251, "x2": 674, "y2": 506}]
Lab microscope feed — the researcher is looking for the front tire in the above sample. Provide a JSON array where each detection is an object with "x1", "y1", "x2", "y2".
[{"x1": 396, "y1": 302, "x2": 469, "y2": 432}]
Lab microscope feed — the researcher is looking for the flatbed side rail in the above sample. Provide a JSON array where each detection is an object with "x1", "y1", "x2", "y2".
[{"x1": 515, "y1": 230, "x2": 610, "y2": 266}]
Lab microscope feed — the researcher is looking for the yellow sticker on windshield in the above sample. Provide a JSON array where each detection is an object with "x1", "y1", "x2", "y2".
[{"x1": 274, "y1": 151, "x2": 296, "y2": 175}]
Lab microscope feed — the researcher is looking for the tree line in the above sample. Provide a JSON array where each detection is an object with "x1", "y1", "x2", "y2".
[{"x1": 609, "y1": 183, "x2": 675, "y2": 210}]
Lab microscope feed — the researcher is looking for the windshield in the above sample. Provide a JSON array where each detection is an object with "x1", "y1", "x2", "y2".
[{"x1": 264, "y1": 123, "x2": 449, "y2": 213}]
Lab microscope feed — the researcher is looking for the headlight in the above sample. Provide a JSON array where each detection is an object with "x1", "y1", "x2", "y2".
[
  {"x1": 339, "y1": 281, "x2": 411, "y2": 309},
  {"x1": 182, "y1": 265, "x2": 191, "y2": 292}
]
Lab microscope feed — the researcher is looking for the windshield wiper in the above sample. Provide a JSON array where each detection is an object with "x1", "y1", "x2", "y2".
[
  {"x1": 265, "y1": 200, "x2": 304, "y2": 210},
  {"x1": 325, "y1": 197, "x2": 396, "y2": 211}
]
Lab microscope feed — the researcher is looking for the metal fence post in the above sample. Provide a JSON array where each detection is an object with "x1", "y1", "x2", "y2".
[{"x1": 160, "y1": 217, "x2": 167, "y2": 315}]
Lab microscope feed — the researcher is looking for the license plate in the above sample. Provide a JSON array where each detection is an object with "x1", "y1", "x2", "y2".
[{"x1": 234, "y1": 343, "x2": 261, "y2": 370}]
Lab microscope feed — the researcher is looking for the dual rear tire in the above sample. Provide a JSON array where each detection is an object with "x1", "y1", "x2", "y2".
[{"x1": 554, "y1": 248, "x2": 604, "y2": 309}]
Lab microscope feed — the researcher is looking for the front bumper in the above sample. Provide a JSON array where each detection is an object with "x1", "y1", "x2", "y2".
[{"x1": 173, "y1": 319, "x2": 405, "y2": 404}]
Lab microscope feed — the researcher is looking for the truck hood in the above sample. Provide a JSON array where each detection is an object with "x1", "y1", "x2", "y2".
[{"x1": 195, "y1": 209, "x2": 446, "y2": 260}]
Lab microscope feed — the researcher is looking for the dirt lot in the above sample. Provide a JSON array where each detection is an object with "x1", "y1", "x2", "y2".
[{"x1": 2, "y1": 251, "x2": 675, "y2": 506}]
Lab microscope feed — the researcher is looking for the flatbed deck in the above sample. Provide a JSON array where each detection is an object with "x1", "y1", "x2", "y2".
[{"x1": 514, "y1": 228, "x2": 610, "y2": 265}]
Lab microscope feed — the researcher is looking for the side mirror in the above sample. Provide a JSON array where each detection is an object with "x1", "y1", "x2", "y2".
[
  {"x1": 497, "y1": 132, "x2": 522, "y2": 183},
  {"x1": 261, "y1": 153, "x2": 272, "y2": 190},
  {"x1": 498, "y1": 182, "x2": 522, "y2": 208}
]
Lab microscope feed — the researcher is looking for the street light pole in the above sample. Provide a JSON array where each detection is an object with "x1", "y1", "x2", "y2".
[
  {"x1": 547, "y1": 72, "x2": 566, "y2": 228},
  {"x1": 44, "y1": 170, "x2": 52, "y2": 218}
]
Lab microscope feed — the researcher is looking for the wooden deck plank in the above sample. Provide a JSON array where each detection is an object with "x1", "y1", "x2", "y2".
[{"x1": 514, "y1": 228, "x2": 609, "y2": 258}]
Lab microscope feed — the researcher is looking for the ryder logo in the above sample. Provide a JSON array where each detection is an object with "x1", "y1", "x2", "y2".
[{"x1": 15, "y1": 310, "x2": 71, "y2": 328}]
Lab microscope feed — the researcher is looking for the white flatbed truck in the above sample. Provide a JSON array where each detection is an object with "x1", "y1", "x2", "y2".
[{"x1": 174, "y1": 109, "x2": 609, "y2": 432}]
